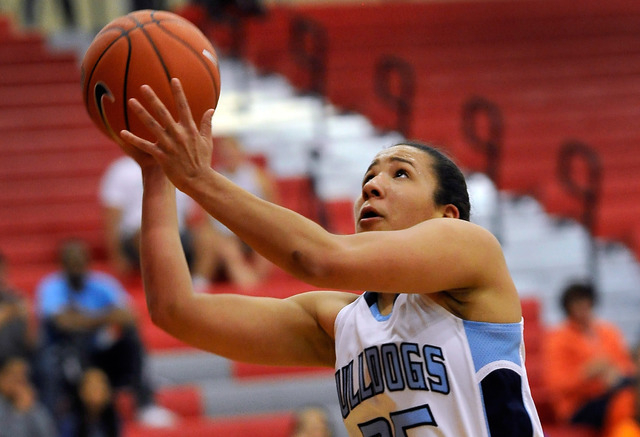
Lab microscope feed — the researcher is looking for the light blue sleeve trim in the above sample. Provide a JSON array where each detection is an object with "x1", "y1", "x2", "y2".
[{"x1": 463, "y1": 319, "x2": 523, "y2": 373}]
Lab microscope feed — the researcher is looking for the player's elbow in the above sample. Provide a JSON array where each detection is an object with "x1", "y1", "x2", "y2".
[
  {"x1": 147, "y1": 296, "x2": 180, "y2": 332},
  {"x1": 290, "y1": 249, "x2": 326, "y2": 283},
  {"x1": 147, "y1": 301, "x2": 168, "y2": 329},
  {"x1": 289, "y1": 245, "x2": 345, "y2": 288}
]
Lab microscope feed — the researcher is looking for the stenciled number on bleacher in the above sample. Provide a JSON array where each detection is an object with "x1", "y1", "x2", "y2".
[{"x1": 358, "y1": 404, "x2": 437, "y2": 437}]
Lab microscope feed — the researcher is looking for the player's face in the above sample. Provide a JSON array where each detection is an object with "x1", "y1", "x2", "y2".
[{"x1": 354, "y1": 145, "x2": 445, "y2": 233}]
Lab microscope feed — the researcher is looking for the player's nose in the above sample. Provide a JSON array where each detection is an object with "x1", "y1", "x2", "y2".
[{"x1": 362, "y1": 174, "x2": 385, "y2": 200}]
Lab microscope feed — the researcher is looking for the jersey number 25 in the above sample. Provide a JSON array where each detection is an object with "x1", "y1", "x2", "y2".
[{"x1": 358, "y1": 404, "x2": 436, "y2": 436}]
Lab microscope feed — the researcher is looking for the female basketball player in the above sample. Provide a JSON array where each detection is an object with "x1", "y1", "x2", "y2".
[{"x1": 119, "y1": 79, "x2": 544, "y2": 436}]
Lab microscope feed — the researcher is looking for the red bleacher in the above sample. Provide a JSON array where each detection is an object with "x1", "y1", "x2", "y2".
[
  {"x1": 1, "y1": 1, "x2": 638, "y2": 435},
  {"x1": 116, "y1": 385, "x2": 205, "y2": 422},
  {"x1": 202, "y1": 1, "x2": 640, "y2": 434},
  {"x1": 218, "y1": 0, "x2": 640, "y2": 263}
]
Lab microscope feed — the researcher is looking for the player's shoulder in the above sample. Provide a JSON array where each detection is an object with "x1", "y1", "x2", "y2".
[
  {"x1": 288, "y1": 291, "x2": 360, "y2": 337},
  {"x1": 289, "y1": 290, "x2": 359, "y2": 309},
  {"x1": 415, "y1": 217, "x2": 503, "y2": 257}
]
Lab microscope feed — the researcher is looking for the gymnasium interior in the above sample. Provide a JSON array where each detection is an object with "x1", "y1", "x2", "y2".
[{"x1": 1, "y1": 0, "x2": 639, "y2": 436}]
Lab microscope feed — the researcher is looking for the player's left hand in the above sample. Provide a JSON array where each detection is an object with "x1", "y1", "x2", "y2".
[{"x1": 119, "y1": 78, "x2": 215, "y2": 194}]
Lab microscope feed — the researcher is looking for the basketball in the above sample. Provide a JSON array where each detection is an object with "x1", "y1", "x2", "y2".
[{"x1": 81, "y1": 9, "x2": 221, "y2": 150}]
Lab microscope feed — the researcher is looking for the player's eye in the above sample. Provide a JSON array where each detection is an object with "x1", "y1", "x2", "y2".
[
  {"x1": 362, "y1": 173, "x2": 374, "y2": 186},
  {"x1": 395, "y1": 169, "x2": 409, "y2": 178}
]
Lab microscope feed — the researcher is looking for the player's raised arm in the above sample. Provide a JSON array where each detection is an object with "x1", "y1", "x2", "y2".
[
  {"x1": 121, "y1": 79, "x2": 518, "y2": 321},
  {"x1": 136, "y1": 161, "x2": 355, "y2": 366}
]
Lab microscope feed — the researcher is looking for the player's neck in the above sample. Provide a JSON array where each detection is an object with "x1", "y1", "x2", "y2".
[{"x1": 377, "y1": 293, "x2": 397, "y2": 316}]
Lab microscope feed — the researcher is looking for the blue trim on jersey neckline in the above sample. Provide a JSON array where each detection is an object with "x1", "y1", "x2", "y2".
[
  {"x1": 364, "y1": 291, "x2": 393, "y2": 321},
  {"x1": 369, "y1": 301, "x2": 392, "y2": 321}
]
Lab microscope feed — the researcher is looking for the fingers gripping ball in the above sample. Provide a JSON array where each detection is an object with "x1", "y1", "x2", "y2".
[{"x1": 81, "y1": 9, "x2": 221, "y2": 153}]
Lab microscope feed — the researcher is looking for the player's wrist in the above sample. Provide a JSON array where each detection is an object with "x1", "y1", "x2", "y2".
[
  {"x1": 181, "y1": 166, "x2": 219, "y2": 200},
  {"x1": 140, "y1": 163, "x2": 167, "y2": 183}
]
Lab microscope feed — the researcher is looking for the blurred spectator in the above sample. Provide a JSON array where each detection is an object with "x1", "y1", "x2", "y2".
[
  {"x1": 67, "y1": 367, "x2": 121, "y2": 437},
  {"x1": 193, "y1": 136, "x2": 278, "y2": 291},
  {"x1": 545, "y1": 282, "x2": 636, "y2": 433},
  {"x1": 24, "y1": 0, "x2": 75, "y2": 28},
  {"x1": 0, "y1": 356, "x2": 56, "y2": 437},
  {"x1": 176, "y1": 0, "x2": 265, "y2": 38},
  {"x1": 0, "y1": 253, "x2": 34, "y2": 364},
  {"x1": 34, "y1": 239, "x2": 176, "y2": 432},
  {"x1": 291, "y1": 406, "x2": 333, "y2": 437},
  {"x1": 99, "y1": 155, "x2": 211, "y2": 284},
  {"x1": 131, "y1": 1, "x2": 167, "y2": 12},
  {"x1": 192, "y1": 0, "x2": 265, "y2": 21},
  {"x1": 605, "y1": 343, "x2": 640, "y2": 437}
]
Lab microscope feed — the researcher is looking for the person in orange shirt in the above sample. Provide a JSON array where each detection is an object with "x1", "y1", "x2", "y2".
[
  {"x1": 606, "y1": 343, "x2": 640, "y2": 437},
  {"x1": 545, "y1": 282, "x2": 636, "y2": 432}
]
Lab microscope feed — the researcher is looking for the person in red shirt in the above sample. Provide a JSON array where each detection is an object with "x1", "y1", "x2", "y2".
[{"x1": 545, "y1": 282, "x2": 636, "y2": 432}]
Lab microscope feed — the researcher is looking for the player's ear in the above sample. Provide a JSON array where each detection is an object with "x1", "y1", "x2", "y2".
[{"x1": 442, "y1": 204, "x2": 460, "y2": 219}]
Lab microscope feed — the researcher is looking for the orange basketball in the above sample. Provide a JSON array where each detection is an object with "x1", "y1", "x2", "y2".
[{"x1": 81, "y1": 9, "x2": 221, "y2": 150}]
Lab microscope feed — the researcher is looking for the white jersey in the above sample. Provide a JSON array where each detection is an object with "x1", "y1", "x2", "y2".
[{"x1": 334, "y1": 292, "x2": 544, "y2": 437}]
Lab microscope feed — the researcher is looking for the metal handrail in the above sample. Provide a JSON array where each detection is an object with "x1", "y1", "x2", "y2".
[
  {"x1": 289, "y1": 16, "x2": 328, "y2": 96},
  {"x1": 374, "y1": 55, "x2": 415, "y2": 138},
  {"x1": 557, "y1": 140, "x2": 602, "y2": 281},
  {"x1": 461, "y1": 96, "x2": 504, "y2": 241}
]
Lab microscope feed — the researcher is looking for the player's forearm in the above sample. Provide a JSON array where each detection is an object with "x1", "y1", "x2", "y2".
[
  {"x1": 184, "y1": 167, "x2": 338, "y2": 284},
  {"x1": 140, "y1": 165, "x2": 194, "y2": 326}
]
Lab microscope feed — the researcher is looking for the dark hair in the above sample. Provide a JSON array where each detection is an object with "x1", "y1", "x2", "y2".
[
  {"x1": 560, "y1": 282, "x2": 597, "y2": 315},
  {"x1": 392, "y1": 141, "x2": 471, "y2": 221}
]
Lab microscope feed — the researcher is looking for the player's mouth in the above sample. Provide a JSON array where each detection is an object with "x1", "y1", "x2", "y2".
[{"x1": 358, "y1": 206, "x2": 383, "y2": 225}]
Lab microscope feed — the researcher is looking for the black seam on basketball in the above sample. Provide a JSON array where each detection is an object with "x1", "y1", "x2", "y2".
[
  {"x1": 135, "y1": 14, "x2": 173, "y2": 83},
  {"x1": 123, "y1": 35, "x2": 133, "y2": 132},
  {"x1": 155, "y1": 22, "x2": 220, "y2": 102},
  {"x1": 83, "y1": 27, "x2": 129, "y2": 136},
  {"x1": 84, "y1": 28, "x2": 126, "y2": 106},
  {"x1": 149, "y1": 10, "x2": 185, "y2": 26},
  {"x1": 126, "y1": 13, "x2": 174, "y2": 132}
]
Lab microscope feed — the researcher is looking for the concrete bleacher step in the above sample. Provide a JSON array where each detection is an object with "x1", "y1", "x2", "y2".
[
  {"x1": 0, "y1": 44, "x2": 76, "y2": 65},
  {"x1": 148, "y1": 351, "x2": 231, "y2": 386},
  {"x1": 0, "y1": 60, "x2": 80, "y2": 85},
  {"x1": 0, "y1": 14, "x2": 11, "y2": 37},
  {"x1": 118, "y1": 384, "x2": 205, "y2": 421},
  {"x1": 0, "y1": 104, "x2": 92, "y2": 132},
  {"x1": 0, "y1": 202, "x2": 102, "y2": 246},
  {"x1": 200, "y1": 373, "x2": 337, "y2": 420},
  {"x1": 0, "y1": 82, "x2": 82, "y2": 107},
  {"x1": 0, "y1": 147, "x2": 117, "y2": 179},
  {"x1": 0, "y1": 175, "x2": 100, "y2": 207},
  {"x1": 0, "y1": 126, "x2": 114, "y2": 153},
  {"x1": 123, "y1": 412, "x2": 296, "y2": 437},
  {"x1": 145, "y1": 348, "x2": 345, "y2": 435}
]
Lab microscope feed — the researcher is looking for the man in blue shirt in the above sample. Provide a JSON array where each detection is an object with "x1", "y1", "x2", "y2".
[{"x1": 35, "y1": 239, "x2": 175, "y2": 431}]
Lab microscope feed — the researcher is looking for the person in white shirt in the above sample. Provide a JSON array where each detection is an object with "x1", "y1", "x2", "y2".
[{"x1": 100, "y1": 154, "x2": 212, "y2": 285}]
